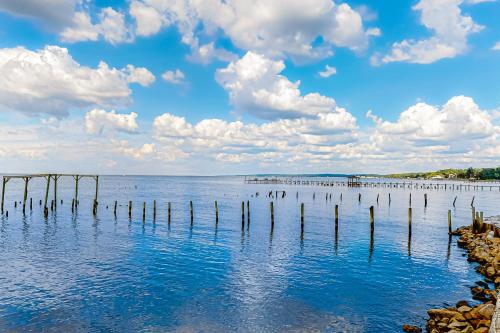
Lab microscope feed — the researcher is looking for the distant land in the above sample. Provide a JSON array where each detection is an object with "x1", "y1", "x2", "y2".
[{"x1": 386, "y1": 167, "x2": 500, "y2": 180}]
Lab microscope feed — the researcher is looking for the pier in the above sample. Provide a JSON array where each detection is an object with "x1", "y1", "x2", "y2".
[
  {"x1": 1, "y1": 174, "x2": 99, "y2": 215},
  {"x1": 244, "y1": 176, "x2": 500, "y2": 191}
]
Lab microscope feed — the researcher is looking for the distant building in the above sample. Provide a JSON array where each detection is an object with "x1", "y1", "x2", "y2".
[
  {"x1": 347, "y1": 175, "x2": 361, "y2": 187},
  {"x1": 448, "y1": 173, "x2": 457, "y2": 179}
]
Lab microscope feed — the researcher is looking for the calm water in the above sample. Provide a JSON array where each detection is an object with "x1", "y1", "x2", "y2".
[{"x1": 0, "y1": 176, "x2": 498, "y2": 332}]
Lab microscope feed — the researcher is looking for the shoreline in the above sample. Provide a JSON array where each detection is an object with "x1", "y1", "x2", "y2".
[{"x1": 404, "y1": 218, "x2": 500, "y2": 333}]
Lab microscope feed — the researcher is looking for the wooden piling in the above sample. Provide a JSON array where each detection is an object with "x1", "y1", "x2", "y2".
[
  {"x1": 128, "y1": 201, "x2": 132, "y2": 218},
  {"x1": 214, "y1": 201, "x2": 218, "y2": 224},
  {"x1": 1, "y1": 177, "x2": 6, "y2": 213},
  {"x1": 409, "y1": 193, "x2": 411, "y2": 207},
  {"x1": 74, "y1": 175, "x2": 79, "y2": 206},
  {"x1": 44, "y1": 175, "x2": 51, "y2": 210},
  {"x1": 53, "y1": 175, "x2": 58, "y2": 210},
  {"x1": 241, "y1": 201, "x2": 245, "y2": 228},
  {"x1": 29, "y1": 197, "x2": 32, "y2": 211},
  {"x1": 247, "y1": 200, "x2": 250, "y2": 225},
  {"x1": 270, "y1": 201, "x2": 274, "y2": 226},
  {"x1": 71, "y1": 199, "x2": 75, "y2": 213},
  {"x1": 376, "y1": 194, "x2": 379, "y2": 204},
  {"x1": 448, "y1": 209, "x2": 452, "y2": 234},
  {"x1": 153, "y1": 200, "x2": 156, "y2": 221},
  {"x1": 114, "y1": 201, "x2": 117, "y2": 216},
  {"x1": 471, "y1": 196, "x2": 475, "y2": 207},
  {"x1": 424, "y1": 193, "x2": 427, "y2": 207},
  {"x1": 168, "y1": 202, "x2": 171, "y2": 224},
  {"x1": 300, "y1": 203, "x2": 305, "y2": 233},
  {"x1": 388, "y1": 193, "x2": 391, "y2": 205},
  {"x1": 453, "y1": 196, "x2": 457, "y2": 207},
  {"x1": 408, "y1": 207, "x2": 412, "y2": 232},
  {"x1": 22, "y1": 177, "x2": 28, "y2": 213},
  {"x1": 189, "y1": 200, "x2": 193, "y2": 223},
  {"x1": 340, "y1": 193, "x2": 343, "y2": 201},
  {"x1": 142, "y1": 202, "x2": 146, "y2": 221},
  {"x1": 369, "y1": 206, "x2": 374, "y2": 233},
  {"x1": 358, "y1": 193, "x2": 361, "y2": 202},
  {"x1": 335, "y1": 204, "x2": 339, "y2": 222}
]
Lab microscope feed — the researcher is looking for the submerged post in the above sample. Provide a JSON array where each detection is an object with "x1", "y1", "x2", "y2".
[
  {"x1": 153, "y1": 200, "x2": 156, "y2": 221},
  {"x1": 358, "y1": 193, "x2": 361, "y2": 203},
  {"x1": 335, "y1": 204, "x2": 339, "y2": 223},
  {"x1": 388, "y1": 193, "x2": 391, "y2": 205},
  {"x1": 53, "y1": 175, "x2": 58, "y2": 210},
  {"x1": 23, "y1": 177, "x2": 28, "y2": 214},
  {"x1": 128, "y1": 201, "x2": 132, "y2": 219},
  {"x1": 247, "y1": 200, "x2": 250, "y2": 225},
  {"x1": 214, "y1": 201, "x2": 218, "y2": 224},
  {"x1": 448, "y1": 209, "x2": 452, "y2": 234},
  {"x1": 114, "y1": 201, "x2": 117, "y2": 216},
  {"x1": 142, "y1": 202, "x2": 146, "y2": 221},
  {"x1": 300, "y1": 203, "x2": 304, "y2": 233},
  {"x1": 168, "y1": 202, "x2": 171, "y2": 224},
  {"x1": 44, "y1": 175, "x2": 51, "y2": 211},
  {"x1": 1, "y1": 177, "x2": 6, "y2": 213},
  {"x1": 241, "y1": 201, "x2": 245, "y2": 228},
  {"x1": 270, "y1": 201, "x2": 274, "y2": 226},
  {"x1": 74, "y1": 175, "x2": 79, "y2": 206},
  {"x1": 409, "y1": 193, "x2": 411, "y2": 207},
  {"x1": 369, "y1": 206, "x2": 374, "y2": 233},
  {"x1": 408, "y1": 207, "x2": 412, "y2": 234},
  {"x1": 189, "y1": 200, "x2": 193, "y2": 223},
  {"x1": 94, "y1": 176, "x2": 99, "y2": 204},
  {"x1": 424, "y1": 193, "x2": 427, "y2": 207}
]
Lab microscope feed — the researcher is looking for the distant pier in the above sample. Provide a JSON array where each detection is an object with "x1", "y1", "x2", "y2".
[{"x1": 244, "y1": 176, "x2": 500, "y2": 191}]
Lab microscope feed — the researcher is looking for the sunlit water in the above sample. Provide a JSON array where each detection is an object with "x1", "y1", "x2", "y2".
[{"x1": 0, "y1": 176, "x2": 498, "y2": 332}]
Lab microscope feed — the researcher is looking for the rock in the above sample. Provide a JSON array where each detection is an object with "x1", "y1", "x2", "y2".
[
  {"x1": 427, "y1": 308, "x2": 457, "y2": 318},
  {"x1": 448, "y1": 321, "x2": 468, "y2": 329},
  {"x1": 477, "y1": 303, "x2": 494, "y2": 319},
  {"x1": 456, "y1": 300, "x2": 470, "y2": 308},
  {"x1": 472, "y1": 327, "x2": 488, "y2": 333},
  {"x1": 402, "y1": 324, "x2": 422, "y2": 332},
  {"x1": 457, "y1": 305, "x2": 472, "y2": 313}
]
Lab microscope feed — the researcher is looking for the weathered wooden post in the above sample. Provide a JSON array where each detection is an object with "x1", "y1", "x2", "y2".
[
  {"x1": 214, "y1": 201, "x2": 218, "y2": 224},
  {"x1": 168, "y1": 202, "x2": 171, "y2": 224},
  {"x1": 128, "y1": 201, "x2": 132, "y2": 218},
  {"x1": 44, "y1": 175, "x2": 51, "y2": 210},
  {"x1": 22, "y1": 177, "x2": 28, "y2": 214},
  {"x1": 189, "y1": 200, "x2": 193, "y2": 224},
  {"x1": 409, "y1": 193, "x2": 412, "y2": 207},
  {"x1": 53, "y1": 175, "x2": 58, "y2": 210},
  {"x1": 408, "y1": 207, "x2": 412, "y2": 234},
  {"x1": 388, "y1": 193, "x2": 391, "y2": 205},
  {"x1": 448, "y1": 209, "x2": 452, "y2": 234},
  {"x1": 247, "y1": 200, "x2": 250, "y2": 225},
  {"x1": 114, "y1": 201, "x2": 117, "y2": 216},
  {"x1": 1, "y1": 176, "x2": 6, "y2": 214},
  {"x1": 470, "y1": 196, "x2": 475, "y2": 207},
  {"x1": 376, "y1": 194, "x2": 379, "y2": 204},
  {"x1": 270, "y1": 202, "x2": 274, "y2": 226},
  {"x1": 300, "y1": 203, "x2": 304, "y2": 233},
  {"x1": 71, "y1": 199, "x2": 75, "y2": 213},
  {"x1": 74, "y1": 175, "x2": 79, "y2": 207},
  {"x1": 29, "y1": 197, "x2": 32, "y2": 211},
  {"x1": 335, "y1": 204, "x2": 339, "y2": 223},
  {"x1": 424, "y1": 193, "x2": 427, "y2": 207},
  {"x1": 153, "y1": 200, "x2": 156, "y2": 221},
  {"x1": 241, "y1": 201, "x2": 245, "y2": 228},
  {"x1": 358, "y1": 193, "x2": 361, "y2": 203},
  {"x1": 340, "y1": 193, "x2": 343, "y2": 202},
  {"x1": 94, "y1": 176, "x2": 99, "y2": 205},
  {"x1": 142, "y1": 202, "x2": 146, "y2": 221},
  {"x1": 453, "y1": 196, "x2": 457, "y2": 207},
  {"x1": 369, "y1": 206, "x2": 374, "y2": 232}
]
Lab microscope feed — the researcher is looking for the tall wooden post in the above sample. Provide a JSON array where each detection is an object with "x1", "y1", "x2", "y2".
[
  {"x1": 247, "y1": 200, "x2": 250, "y2": 225},
  {"x1": 214, "y1": 201, "x2": 218, "y2": 224},
  {"x1": 153, "y1": 200, "x2": 156, "y2": 221},
  {"x1": 74, "y1": 175, "x2": 79, "y2": 206},
  {"x1": 168, "y1": 202, "x2": 171, "y2": 224},
  {"x1": 22, "y1": 177, "x2": 28, "y2": 214},
  {"x1": 409, "y1": 193, "x2": 411, "y2": 207},
  {"x1": 241, "y1": 201, "x2": 245, "y2": 228},
  {"x1": 94, "y1": 176, "x2": 99, "y2": 204},
  {"x1": 189, "y1": 200, "x2": 193, "y2": 224},
  {"x1": 335, "y1": 204, "x2": 339, "y2": 222},
  {"x1": 424, "y1": 193, "x2": 427, "y2": 207},
  {"x1": 300, "y1": 203, "x2": 304, "y2": 233},
  {"x1": 114, "y1": 201, "x2": 117, "y2": 216},
  {"x1": 448, "y1": 209, "x2": 452, "y2": 234},
  {"x1": 128, "y1": 201, "x2": 132, "y2": 219},
  {"x1": 270, "y1": 202, "x2": 274, "y2": 226},
  {"x1": 53, "y1": 175, "x2": 58, "y2": 210},
  {"x1": 408, "y1": 207, "x2": 412, "y2": 235},
  {"x1": 142, "y1": 202, "x2": 146, "y2": 221},
  {"x1": 369, "y1": 206, "x2": 374, "y2": 233},
  {"x1": 44, "y1": 175, "x2": 51, "y2": 209},
  {"x1": 1, "y1": 177, "x2": 6, "y2": 213}
]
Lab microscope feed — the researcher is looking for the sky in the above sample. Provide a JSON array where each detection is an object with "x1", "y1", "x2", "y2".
[{"x1": 0, "y1": 0, "x2": 499, "y2": 175}]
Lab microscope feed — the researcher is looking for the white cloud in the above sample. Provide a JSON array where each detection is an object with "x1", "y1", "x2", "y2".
[
  {"x1": 368, "y1": 96, "x2": 497, "y2": 153},
  {"x1": 0, "y1": 45, "x2": 151, "y2": 117},
  {"x1": 465, "y1": 0, "x2": 496, "y2": 3},
  {"x1": 186, "y1": 42, "x2": 238, "y2": 64},
  {"x1": 128, "y1": 0, "x2": 379, "y2": 62},
  {"x1": 380, "y1": 0, "x2": 483, "y2": 64},
  {"x1": 84, "y1": 109, "x2": 139, "y2": 135},
  {"x1": 61, "y1": 7, "x2": 132, "y2": 44},
  {"x1": 492, "y1": 42, "x2": 500, "y2": 51},
  {"x1": 319, "y1": 65, "x2": 337, "y2": 78},
  {"x1": 216, "y1": 52, "x2": 344, "y2": 119},
  {"x1": 162, "y1": 69, "x2": 186, "y2": 85},
  {"x1": 124, "y1": 65, "x2": 156, "y2": 86}
]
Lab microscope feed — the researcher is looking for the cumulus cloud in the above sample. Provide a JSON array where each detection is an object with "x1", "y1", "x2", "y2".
[
  {"x1": 216, "y1": 52, "x2": 344, "y2": 119},
  {"x1": 128, "y1": 0, "x2": 379, "y2": 62},
  {"x1": 368, "y1": 96, "x2": 497, "y2": 154},
  {"x1": 84, "y1": 109, "x2": 139, "y2": 135},
  {"x1": 0, "y1": 45, "x2": 153, "y2": 117},
  {"x1": 61, "y1": 7, "x2": 132, "y2": 44},
  {"x1": 379, "y1": 0, "x2": 483, "y2": 65},
  {"x1": 124, "y1": 65, "x2": 156, "y2": 86},
  {"x1": 492, "y1": 42, "x2": 500, "y2": 51},
  {"x1": 319, "y1": 65, "x2": 337, "y2": 78},
  {"x1": 162, "y1": 69, "x2": 186, "y2": 85}
]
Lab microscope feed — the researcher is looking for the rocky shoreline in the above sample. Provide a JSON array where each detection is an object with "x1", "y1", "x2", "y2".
[{"x1": 403, "y1": 223, "x2": 499, "y2": 333}]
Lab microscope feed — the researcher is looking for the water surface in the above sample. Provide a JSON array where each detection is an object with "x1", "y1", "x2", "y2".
[{"x1": 0, "y1": 176, "x2": 498, "y2": 332}]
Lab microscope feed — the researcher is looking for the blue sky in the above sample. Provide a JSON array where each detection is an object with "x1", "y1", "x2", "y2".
[{"x1": 0, "y1": 0, "x2": 499, "y2": 175}]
